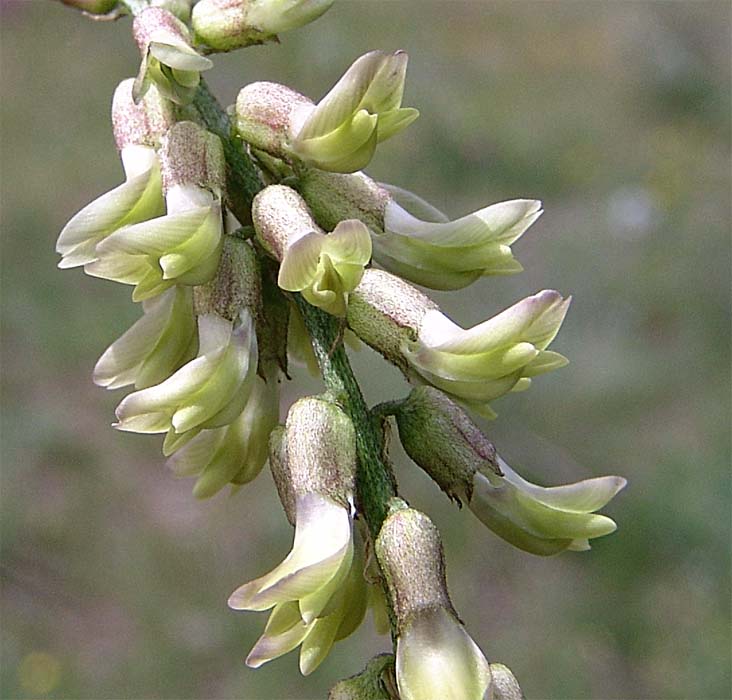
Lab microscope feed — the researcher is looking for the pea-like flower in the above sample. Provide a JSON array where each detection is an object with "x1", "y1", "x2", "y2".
[
  {"x1": 394, "y1": 386, "x2": 625, "y2": 555},
  {"x1": 86, "y1": 122, "x2": 225, "y2": 302},
  {"x1": 298, "y1": 169, "x2": 541, "y2": 290},
  {"x1": 253, "y1": 185, "x2": 371, "y2": 316},
  {"x1": 192, "y1": 0, "x2": 335, "y2": 52},
  {"x1": 229, "y1": 397, "x2": 373, "y2": 673},
  {"x1": 56, "y1": 79, "x2": 173, "y2": 269},
  {"x1": 132, "y1": 6, "x2": 213, "y2": 105},
  {"x1": 167, "y1": 368, "x2": 280, "y2": 498},
  {"x1": 94, "y1": 286, "x2": 196, "y2": 390},
  {"x1": 468, "y1": 456, "x2": 626, "y2": 556},
  {"x1": 375, "y1": 503, "x2": 512, "y2": 700},
  {"x1": 347, "y1": 269, "x2": 570, "y2": 417},
  {"x1": 235, "y1": 51, "x2": 418, "y2": 173},
  {"x1": 114, "y1": 310, "x2": 258, "y2": 454}
]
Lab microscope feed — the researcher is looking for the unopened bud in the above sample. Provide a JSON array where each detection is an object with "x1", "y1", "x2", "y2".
[{"x1": 151, "y1": 0, "x2": 192, "y2": 22}]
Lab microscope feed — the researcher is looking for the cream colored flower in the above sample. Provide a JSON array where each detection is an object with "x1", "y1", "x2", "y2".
[{"x1": 114, "y1": 311, "x2": 257, "y2": 453}]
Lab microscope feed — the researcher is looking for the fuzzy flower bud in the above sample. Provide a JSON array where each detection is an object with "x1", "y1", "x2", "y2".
[
  {"x1": 193, "y1": 0, "x2": 334, "y2": 51},
  {"x1": 375, "y1": 504, "x2": 494, "y2": 700},
  {"x1": 347, "y1": 270, "x2": 569, "y2": 417},
  {"x1": 235, "y1": 51, "x2": 417, "y2": 173},
  {"x1": 299, "y1": 169, "x2": 541, "y2": 290},
  {"x1": 114, "y1": 310, "x2": 258, "y2": 455},
  {"x1": 252, "y1": 185, "x2": 371, "y2": 316},
  {"x1": 167, "y1": 367, "x2": 280, "y2": 498},
  {"x1": 94, "y1": 286, "x2": 196, "y2": 390},
  {"x1": 230, "y1": 397, "x2": 378, "y2": 674},
  {"x1": 87, "y1": 122, "x2": 225, "y2": 301},
  {"x1": 56, "y1": 79, "x2": 173, "y2": 269},
  {"x1": 132, "y1": 7, "x2": 213, "y2": 105}
]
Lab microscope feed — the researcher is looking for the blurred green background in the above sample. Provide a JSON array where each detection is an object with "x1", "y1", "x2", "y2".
[{"x1": 1, "y1": 1, "x2": 730, "y2": 698}]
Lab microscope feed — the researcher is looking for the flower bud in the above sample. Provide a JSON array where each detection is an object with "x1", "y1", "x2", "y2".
[
  {"x1": 87, "y1": 122, "x2": 225, "y2": 301},
  {"x1": 56, "y1": 79, "x2": 171, "y2": 269},
  {"x1": 252, "y1": 185, "x2": 371, "y2": 316},
  {"x1": 132, "y1": 7, "x2": 213, "y2": 105},
  {"x1": 394, "y1": 386, "x2": 501, "y2": 502},
  {"x1": 114, "y1": 310, "x2": 258, "y2": 455},
  {"x1": 299, "y1": 169, "x2": 541, "y2": 290},
  {"x1": 192, "y1": 0, "x2": 334, "y2": 51},
  {"x1": 167, "y1": 368, "x2": 280, "y2": 498},
  {"x1": 235, "y1": 51, "x2": 417, "y2": 173},
  {"x1": 347, "y1": 270, "x2": 570, "y2": 417},
  {"x1": 94, "y1": 286, "x2": 196, "y2": 390},
  {"x1": 375, "y1": 505, "x2": 493, "y2": 700}
]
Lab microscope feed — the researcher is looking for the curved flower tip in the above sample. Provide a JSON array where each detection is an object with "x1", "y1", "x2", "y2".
[
  {"x1": 56, "y1": 147, "x2": 164, "y2": 269},
  {"x1": 375, "y1": 188, "x2": 542, "y2": 290},
  {"x1": 229, "y1": 493, "x2": 353, "y2": 617},
  {"x1": 114, "y1": 310, "x2": 257, "y2": 446},
  {"x1": 94, "y1": 286, "x2": 196, "y2": 390},
  {"x1": 404, "y1": 289, "x2": 571, "y2": 416},
  {"x1": 396, "y1": 607, "x2": 492, "y2": 700},
  {"x1": 278, "y1": 219, "x2": 372, "y2": 316},
  {"x1": 241, "y1": 522, "x2": 375, "y2": 676},
  {"x1": 133, "y1": 7, "x2": 213, "y2": 105},
  {"x1": 468, "y1": 456, "x2": 626, "y2": 556},
  {"x1": 167, "y1": 370, "x2": 280, "y2": 498},
  {"x1": 86, "y1": 192, "x2": 223, "y2": 302},
  {"x1": 291, "y1": 50, "x2": 418, "y2": 173}
]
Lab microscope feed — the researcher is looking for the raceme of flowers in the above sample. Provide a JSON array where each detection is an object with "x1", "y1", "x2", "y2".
[{"x1": 56, "y1": 3, "x2": 625, "y2": 697}]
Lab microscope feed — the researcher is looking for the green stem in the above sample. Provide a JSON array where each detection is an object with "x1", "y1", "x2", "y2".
[{"x1": 293, "y1": 298, "x2": 398, "y2": 540}]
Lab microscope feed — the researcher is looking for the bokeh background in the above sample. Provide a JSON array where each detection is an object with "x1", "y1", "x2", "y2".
[{"x1": 1, "y1": 1, "x2": 730, "y2": 698}]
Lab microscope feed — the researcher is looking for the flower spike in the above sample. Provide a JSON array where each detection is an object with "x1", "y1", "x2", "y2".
[{"x1": 298, "y1": 169, "x2": 541, "y2": 290}]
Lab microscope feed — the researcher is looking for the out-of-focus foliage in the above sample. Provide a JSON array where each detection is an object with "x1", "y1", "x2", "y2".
[{"x1": 1, "y1": 1, "x2": 729, "y2": 698}]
